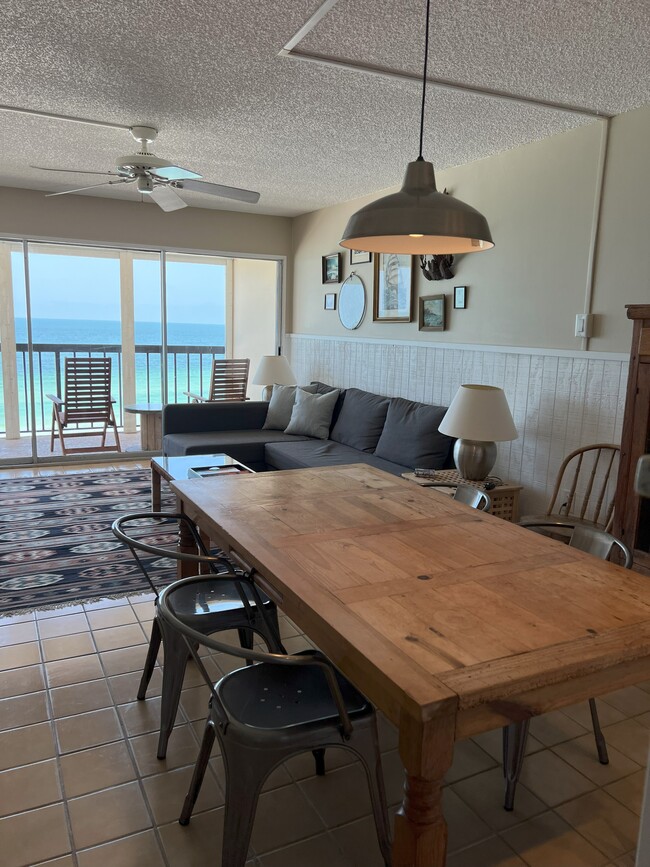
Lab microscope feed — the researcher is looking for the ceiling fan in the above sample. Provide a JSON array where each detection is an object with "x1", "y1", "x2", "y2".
[{"x1": 32, "y1": 126, "x2": 260, "y2": 211}]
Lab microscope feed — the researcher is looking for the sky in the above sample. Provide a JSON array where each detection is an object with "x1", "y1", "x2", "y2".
[{"x1": 10, "y1": 252, "x2": 226, "y2": 325}]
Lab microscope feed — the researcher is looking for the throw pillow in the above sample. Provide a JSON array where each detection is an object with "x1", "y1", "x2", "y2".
[
  {"x1": 262, "y1": 384, "x2": 297, "y2": 431},
  {"x1": 330, "y1": 388, "x2": 390, "y2": 452},
  {"x1": 374, "y1": 397, "x2": 453, "y2": 468},
  {"x1": 285, "y1": 387, "x2": 340, "y2": 439}
]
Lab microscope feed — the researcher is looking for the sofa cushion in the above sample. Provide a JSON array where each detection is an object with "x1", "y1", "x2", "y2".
[
  {"x1": 163, "y1": 429, "x2": 310, "y2": 470},
  {"x1": 264, "y1": 440, "x2": 409, "y2": 477},
  {"x1": 374, "y1": 397, "x2": 453, "y2": 469},
  {"x1": 309, "y1": 381, "x2": 346, "y2": 426},
  {"x1": 330, "y1": 388, "x2": 390, "y2": 453},
  {"x1": 285, "y1": 388, "x2": 340, "y2": 439},
  {"x1": 263, "y1": 384, "x2": 298, "y2": 431}
]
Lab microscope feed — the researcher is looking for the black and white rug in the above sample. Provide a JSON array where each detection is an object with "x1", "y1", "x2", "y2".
[{"x1": 0, "y1": 469, "x2": 176, "y2": 615}]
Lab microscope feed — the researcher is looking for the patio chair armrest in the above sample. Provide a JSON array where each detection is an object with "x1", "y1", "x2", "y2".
[
  {"x1": 183, "y1": 391, "x2": 208, "y2": 402},
  {"x1": 46, "y1": 394, "x2": 64, "y2": 406}
]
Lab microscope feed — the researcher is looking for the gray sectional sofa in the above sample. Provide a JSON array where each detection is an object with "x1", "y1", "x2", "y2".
[{"x1": 162, "y1": 382, "x2": 455, "y2": 476}]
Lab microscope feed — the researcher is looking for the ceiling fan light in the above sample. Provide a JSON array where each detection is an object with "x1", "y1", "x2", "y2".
[{"x1": 340, "y1": 160, "x2": 494, "y2": 255}]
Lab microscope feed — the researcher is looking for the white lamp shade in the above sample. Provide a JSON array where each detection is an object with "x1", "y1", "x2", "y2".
[
  {"x1": 251, "y1": 355, "x2": 296, "y2": 386},
  {"x1": 438, "y1": 384, "x2": 518, "y2": 442}
]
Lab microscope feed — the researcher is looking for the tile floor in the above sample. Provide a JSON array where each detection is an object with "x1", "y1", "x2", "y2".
[{"x1": 0, "y1": 462, "x2": 646, "y2": 867}]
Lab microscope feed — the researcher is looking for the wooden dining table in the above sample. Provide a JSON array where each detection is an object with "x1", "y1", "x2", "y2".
[{"x1": 172, "y1": 463, "x2": 650, "y2": 867}]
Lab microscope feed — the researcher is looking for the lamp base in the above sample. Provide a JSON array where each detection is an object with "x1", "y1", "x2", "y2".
[
  {"x1": 453, "y1": 439, "x2": 497, "y2": 481},
  {"x1": 261, "y1": 385, "x2": 273, "y2": 401}
]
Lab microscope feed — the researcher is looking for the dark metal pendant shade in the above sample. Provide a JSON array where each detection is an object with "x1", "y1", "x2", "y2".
[{"x1": 340, "y1": 159, "x2": 494, "y2": 255}]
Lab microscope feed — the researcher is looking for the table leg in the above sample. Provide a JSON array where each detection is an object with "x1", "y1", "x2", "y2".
[
  {"x1": 176, "y1": 497, "x2": 197, "y2": 578},
  {"x1": 151, "y1": 466, "x2": 162, "y2": 512},
  {"x1": 393, "y1": 708, "x2": 456, "y2": 866}
]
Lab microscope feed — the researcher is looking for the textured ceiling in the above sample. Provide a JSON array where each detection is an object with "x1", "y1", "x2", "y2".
[{"x1": 0, "y1": 0, "x2": 648, "y2": 217}]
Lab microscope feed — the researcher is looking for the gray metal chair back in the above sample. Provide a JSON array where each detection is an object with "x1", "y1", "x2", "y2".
[
  {"x1": 157, "y1": 575, "x2": 392, "y2": 867},
  {"x1": 453, "y1": 483, "x2": 492, "y2": 512},
  {"x1": 503, "y1": 518, "x2": 632, "y2": 811},
  {"x1": 111, "y1": 511, "x2": 282, "y2": 759}
]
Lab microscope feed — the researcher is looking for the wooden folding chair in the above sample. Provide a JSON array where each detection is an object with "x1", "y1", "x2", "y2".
[
  {"x1": 184, "y1": 358, "x2": 249, "y2": 402},
  {"x1": 48, "y1": 357, "x2": 122, "y2": 455}
]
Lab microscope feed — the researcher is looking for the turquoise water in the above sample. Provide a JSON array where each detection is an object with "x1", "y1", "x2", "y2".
[{"x1": 2, "y1": 318, "x2": 226, "y2": 433}]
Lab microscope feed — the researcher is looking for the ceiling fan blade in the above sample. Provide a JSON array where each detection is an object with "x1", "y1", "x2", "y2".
[
  {"x1": 174, "y1": 178, "x2": 260, "y2": 204},
  {"x1": 152, "y1": 164, "x2": 202, "y2": 181},
  {"x1": 31, "y1": 165, "x2": 116, "y2": 176},
  {"x1": 45, "y1": 178, "x2": 134, "y2": 197},
  {"x1": 149, "y1": 185, "x2": 187, "y2": 212}
]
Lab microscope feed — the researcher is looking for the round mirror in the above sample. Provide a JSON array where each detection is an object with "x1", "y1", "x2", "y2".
[{"x1": 338, "y1": 273, "x2": 366, "y2": 330}]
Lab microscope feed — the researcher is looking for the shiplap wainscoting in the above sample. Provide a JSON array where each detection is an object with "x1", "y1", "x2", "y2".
[{"x1": 287, "y1": 334, "x2": 629, "y2": 515}]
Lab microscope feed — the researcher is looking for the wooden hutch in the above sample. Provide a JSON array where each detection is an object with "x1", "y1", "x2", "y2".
[{"x1": 614, "y1": 304, "x2": 650, "y2": 573}]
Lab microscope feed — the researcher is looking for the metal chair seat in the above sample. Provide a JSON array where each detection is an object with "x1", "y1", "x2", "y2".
[
  {"x1": 167, "y1": 575, "x2": 273, "y2": 625},
  {"x1": 218, "y1": 649, "x2": 371, "y2": 731}
]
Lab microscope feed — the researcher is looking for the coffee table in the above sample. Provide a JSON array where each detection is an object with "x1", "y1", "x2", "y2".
[{"x1": 150, "y1": 453, "x2": 253, "y2": 511}]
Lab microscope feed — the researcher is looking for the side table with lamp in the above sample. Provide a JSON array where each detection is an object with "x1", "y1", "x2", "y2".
[{"x1": 251, "y1": 354, "x2": 296, "y2": 401}]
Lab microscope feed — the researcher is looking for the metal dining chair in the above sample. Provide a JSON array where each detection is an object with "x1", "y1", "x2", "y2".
[
  {"x1": 453, "y1": 483, "x2": 492, "y2": 512},
  {"x1": 157, "y1": 573, "x2": 392, "y2": 867},
  {"x1": 112, "y1": 512, "x2": 283, "y2": 758},
  {"x1": 503, "y1": 518, "x2": 633, "y2": 810}
]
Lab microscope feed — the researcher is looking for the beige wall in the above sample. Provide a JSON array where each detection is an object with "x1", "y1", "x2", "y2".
[
  {"x1": 232, "y1": 258, "x2": 279, "y2": 399},
  {"x1": 291, "y1": 104, "x2": 650, "y2": 353},
  {"x1": 0, "y1": 187, "x2": 292, "y2": 259}
]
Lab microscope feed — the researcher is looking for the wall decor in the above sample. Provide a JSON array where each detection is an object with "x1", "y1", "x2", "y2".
[
  {"x1": 419, "y1": 294, "x2": 445, "y2": 331},
  {"x1": 324, "y1": 293, "x2": 336, "y2": 310},
  {"x1": 350, "y1": 249, "x2": 372, "y2": 265},
  {"x1": 454, "y1": 286, "x2": 467, "y2": 309},
  {"x1": 338, "y1": 273, "x2": 366, "y2": 330},
  {"x1": 373, "y1": 253, "x2": 414, "y2": 322},
  {"x1": 322, "y1": 253, "x2": 341, "y2": 284},
  {"x1": 420, "y1": 254, "x2": 455, "y2": 281}
]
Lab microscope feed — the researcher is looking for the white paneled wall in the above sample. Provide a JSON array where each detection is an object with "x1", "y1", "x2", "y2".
[{"x1": 287, "y1": 334, "x2": 629, "y2": 515}]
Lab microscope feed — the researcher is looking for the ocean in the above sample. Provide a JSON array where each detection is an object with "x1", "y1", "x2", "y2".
[{"x1": 2, "y1": 318, "x2": 227, "y2": 433}]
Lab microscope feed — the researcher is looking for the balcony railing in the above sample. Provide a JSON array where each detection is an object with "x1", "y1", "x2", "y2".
[{"x1": 3, "y1": 343, "x2": 225, "y2": 435}]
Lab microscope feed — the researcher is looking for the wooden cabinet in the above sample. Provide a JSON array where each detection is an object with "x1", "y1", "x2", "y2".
[{"x1": 613, "y1": 305, "x2": 650, "y2": 573}]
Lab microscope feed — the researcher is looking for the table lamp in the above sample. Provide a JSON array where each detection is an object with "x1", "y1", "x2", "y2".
[
  {"x1": 251, "y1": 355, "x2": 296, "y2": 401},
  {"x1": 438, "y1": 384, "x2": 518, "y2": 480}
]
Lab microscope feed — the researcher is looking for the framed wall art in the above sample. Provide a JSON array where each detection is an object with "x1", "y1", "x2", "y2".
[
  {"x1": 350, "y1": 249, "x2": 372, "y2": 265},
  {"x1": 454, "y1": 286, "x2": 467, "y2": 309},
  {"x1": 324, "y1": 293, "x2": 336, "y2": 310},
  {"x1": 322, "y1": 253, "x2": 341, "y2": 284},
  {"x1": 419, "y1": 294, "x2": 445, "y2": 332},
  {"x1": 373, "y1": 253, "x2": 414, "y2": 322}
]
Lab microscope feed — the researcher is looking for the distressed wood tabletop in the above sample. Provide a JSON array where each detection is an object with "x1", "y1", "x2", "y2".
[{"x1": 172, "y1": 464, "x2": 650, "y2": 866}]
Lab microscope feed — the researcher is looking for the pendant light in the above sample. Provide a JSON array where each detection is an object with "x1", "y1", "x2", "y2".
[{"x1": 340, "y1": 0, "x2": 494, "y2": 256}]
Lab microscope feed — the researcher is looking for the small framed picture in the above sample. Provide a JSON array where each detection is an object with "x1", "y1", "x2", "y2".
[
  {"x1": 322, "y1": 253, "x2": 342, "y2": 284},
  {"x1": 454, "y1": 286, "x2": 467, "y2": 309},
  {"x1": 373, "y1": 253, "x2": 414, "y2": 322},
  {"x1": 419, "y1": 294, "x2": 445, "y2": 331},
  {"x1": 350, "y1": 249, "x2": 372, "y2": 265},
  {"x1": 324, "y1": 293, "x2": 336, "y2": 310}
]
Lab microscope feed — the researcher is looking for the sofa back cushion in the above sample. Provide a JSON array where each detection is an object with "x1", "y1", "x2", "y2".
[
  {"x1": 285, "y1": 387, "x2": 341, "y2": 439},
  {"x1": 262, "y1": 383, "x2": 319, "y2": 431},
  {"x1": 309, "y1": 381, "x2": 346, "y2": 427},
  {"x1": 374, "y1": 397, "x2": 453, "y2": 469},
  {"x1": 330, "y1": 388, "x2": 390, "y2": 453}
]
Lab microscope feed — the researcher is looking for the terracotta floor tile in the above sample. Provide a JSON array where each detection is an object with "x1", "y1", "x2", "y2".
[
  {"x1": 130, "y1": 601, "x2": 156, "y2": 623},
  {"x1": 472, "y1": 728, "x2": 545, "y2": 761},
  {"x1": 502, "y1": 810, "x2": 610, "y2": 867},
  {"x1": 158, "y1": 807, "x2": 231, "y2": 867},
  {"x1": 444, "y1": 787, "x2": 493, "y2": 853},
  {"x1": 143, "y1": 764, "x2": 224, "y2": 825},
  {"x1": 0, "y1": 640, "x2": 41, "y2": 671},
  {"x1": 552, "y1": 734, "x2": 641, "y2": 786},
  {"x1": 0, "y1": 802, "x2": 71, "y2": 867},
  {"x1": 86, "y1": 605, "x2": 137, "y2": 630},
  {"x1": 601, "y1": 720, "x2": 650, "y2": 765},
  {"x1": 83, "y1": 597, "x2": 131, "y2": 612},
  {"x1": 259, "y1": 832, "x2": 355, "y2": 867},
  {"x1": 38, "y1": 613, "x2": 89, "y2": 640},
  {"x1": 35, "y1": 605, "x2": 84, "y2": 620},
  {"x1": 556, "y1": 789, "x2": 639, "y2": 860},
  {"x1": 0, "y1": 690, "x2": 49, "y2": 732},
  {"x1": 284, "y1": 744, "x2": 355, "y2": 781},
  {"x1": 0, "y1": 758, "x2": 62, "y2": 817},
  {"x1": 0, "y1": 663, "x2": 45, "y2": 699},
  {"x1": 446, "y1": 738, "x2": 498, "y2": 783},
  {"x1": 446, "y1": 836, "x2": 527, "y2": 867},
  {"x1": 130, "y1": 724, "x2": 202, "y2": 777},
  {"x1": 605, "y1": 770, "x2": 647, "y2": 816},
  {"x1": 92, "y1": 623, "x2": 146, "y2": 653},
  {"x1": 452, "y1": 766, "x2": 546, "y2": 831},
  {"x1": 0, "y1": 721, "x2": 56, "y2": 771},
  {"x1": 45, "y1": 653, "x2": 104, "y2": 688},
  {"x1": 41, "y1": 632, "x2": 95, "y2": 662},
  {"x1": 211, "y1": 753, "x2": 291, "y2": 794},
  {"x1": 562, "y1": 699, "x2": 626, "y2": 729},
  {"x1": 519, "y1": 749, "x2": 596, "y2": 807},
  {"x1": 299, "y1": 762, "x2": 378, "y2": 828},
  {"x1": 76, "y1": 830, "x2": 166, "y2": 867},
  {"x1": 180, "y1": 685, "x2": 211, "y2": 721},
  {"x1": 251, "y1": 783, "x2": 326, "y2": 853},
  {"x1": 55, "y1": 706, "x2": 122, "y2": 753},
  {"x1": 331, "y1": 814, "x2": 393, "y2": 867},
  {"x1": 118, "y1": 695, "x2": 182, "y2": 737},
  {"x1": 0, "y1": 620, "x2": 38, "y2": 647},
  {"x1": 59, "y1": 740, "x2": 137, "y2": 798},
  {"x1": 67, "y1": 780, "x2": 151, "y2": 849},
  {"x1": 108, "y1": 668, "x2": 162, "y2": 705},
  {"x1": 601, "y1": 686, "x2": 650, "y2": 717},
  {"x1": 100, "y1": 644, "x2": 148, "y2": 676},
  {"x1": 50, "y1": 678, "x2": 113, "y2": 718},
  {"x1": 529, "y1": 708, "x2": 589, "y2": 746},
  {"x1": 0, "y1": 611, "x2": 34, "y2": 626}
]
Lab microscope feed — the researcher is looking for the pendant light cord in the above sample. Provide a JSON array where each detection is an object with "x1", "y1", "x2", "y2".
[{"x1": 418, "y1": 0, "x2": 432, "y2": 160}]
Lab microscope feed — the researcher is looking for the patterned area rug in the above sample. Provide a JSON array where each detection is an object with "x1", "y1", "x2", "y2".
[{"x1": 0, "y1": 468, "x2": 177, "y2": 615}]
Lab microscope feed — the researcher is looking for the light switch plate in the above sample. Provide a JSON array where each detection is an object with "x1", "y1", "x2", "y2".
[
  {"x1": 635, "y1": 455, "x2": 650, "y2": 498},
  {"x1": 575, "y1": 313, "x2": 594, "y2": 338}
]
